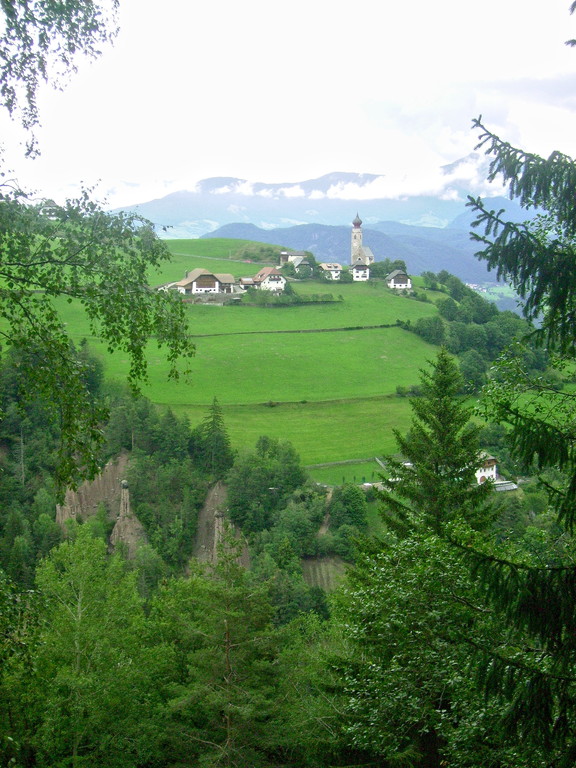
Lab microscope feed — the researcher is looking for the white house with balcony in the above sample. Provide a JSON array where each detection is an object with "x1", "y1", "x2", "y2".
[
  {"x1": 252, "y1": 266, "x2": 286, "y2": 292},
  {"x1": 475, "y1": 453, "x2": 498, "y2": 485},
  {"x1": 160, "y1": 268, "x2": 236, "y2": 295},
  {"x1": 319, "y1": 262, "x2": 342, "y2": 280}
]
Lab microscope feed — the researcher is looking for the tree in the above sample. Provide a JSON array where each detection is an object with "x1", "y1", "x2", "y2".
[
  {"x1": 413, "y1": 314, "x2": 445, "y2": 345},
  {"x1": 332, "y1": 350, "x2": 549, "y2": 767},
  {"x1": 28, "y1": 527, "x2": 168, "y2": 767},
  {"x1": 227, "y1": 437, "x2": 307, "y2": 533},
  {"x1": 0, "y1": 3, "x2": 195, "y2": 490},
  {"x1": 459, "y1": 348, "x2": 488, "y2": 392},
  {"x1": 191, "y1": 396, "x2": 235, "y2": 478},
  {"x1": 149, "y1": 535, "x2": 285, "y2": 768},
  {"x1": 0, "y1": 0, "x2": 119, "y2": 151},
  {"x1": 0, "y1": 193, "x2": 195, "y2": 488},
  {"x1": 463, "y1": 112, "x2": 576, "y2": 761},
  {"x1": 338, "y1": 268, "x2": 353, "y2": 283},
  {"x1": 334, "y1": 535, "x2": 534, "y2": 768},
  {"x1": 380, "y1": 347, "x2": 493, "y2": 536},
  {"x1": 327, "y1": 483, "x2": 368, "y2": 529}
]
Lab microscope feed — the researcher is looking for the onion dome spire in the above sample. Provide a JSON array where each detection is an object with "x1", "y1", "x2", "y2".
[{"x1": 353, "y1": 213, "x2": 362, "y2": 227}]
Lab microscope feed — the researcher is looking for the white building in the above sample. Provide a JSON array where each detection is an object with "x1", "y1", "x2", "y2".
[
  {"x1": 351, "y1": 260, "x2": 370, "y2": 281},
  {"x1": 386, "y1": 269, "x2": 412, "y2": 290},
  {"x1": 475, "y1": 453, "x2": 498, "y2": 485},
  {"x1": 160, "y1": 268, "x2": 236, "y2": 295},
  {"x1": 319, "y1": 262, "x2": 342, "y2": 280},
  {"x1": 252, "y1": 266, "x2": 286, "y2": 292}
]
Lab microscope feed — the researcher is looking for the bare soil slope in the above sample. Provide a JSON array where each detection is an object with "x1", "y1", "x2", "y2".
[{"x1": 193, "y1": 481, "x2": 250, "y2": 567}]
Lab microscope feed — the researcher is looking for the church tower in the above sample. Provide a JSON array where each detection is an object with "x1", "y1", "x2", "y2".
[{"x1": 351, "y1": 212, "x2": 363, "y2": 264}]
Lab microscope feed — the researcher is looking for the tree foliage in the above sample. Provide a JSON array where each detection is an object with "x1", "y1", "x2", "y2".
[
  {"x1": 0, "y1": 0, "x2": 119, "y2": 150},
  {"x1": 190, "y1": 396, "x2": 235, "y2": 478},
  {"x1": 0, "y1": 190, "x2": 195, "y2": 488},
  {"x1": 227, "y1": 436, "x2": 307, "y2": 533},
  {"x1": 0, "y1": 1, "x2": 195, "y2": 490},
  {"x1": 380, "y1": 348, "x2": 493, "y2": 537},
  {"x1": 465, "y1": 113, "x2": 576, "y2": 762}
]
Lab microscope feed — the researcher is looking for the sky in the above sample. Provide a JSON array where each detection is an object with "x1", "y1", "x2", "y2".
[{"x1": 2, "y1": 0, "x2": 576, "y2": 209}]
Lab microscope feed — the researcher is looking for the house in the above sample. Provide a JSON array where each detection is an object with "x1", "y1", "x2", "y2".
[
  {"x1": 386, "y1": 269, "x2": 412, "y2": 290},
  {"x1": 318, "y1": 262, "x2": 342, "y2": 280},
  {"x1": 252, "y1": 266, "x2": 286, "y2": 292},
  {"x1": 279, "y1": 250, "x2": 308, "y2": 268},
  {"x1": 351, "y1": 260, "x2": 370, "y2": 282},
  {"x1": 475, "y1": 453, "x2": 498, "y2": 485},
  {"x1": 161, "y1": 268, "x2": 236, "y2": 295},
  {"x1": 290, "y1": 256, "x2": 311, "y2": 272}
]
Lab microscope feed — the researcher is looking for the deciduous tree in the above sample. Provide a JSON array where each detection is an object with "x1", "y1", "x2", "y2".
[
  {"x1": 1, "y1": 0, "x2": 119, "y2": 151},
  {"x1": 30, "y1": 527, "x2": 169, "y2": 767}
]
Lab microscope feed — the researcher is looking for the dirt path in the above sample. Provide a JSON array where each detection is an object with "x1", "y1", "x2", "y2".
[{"x1": 318, "y1": 488, "x2": 333, "y2": 536}]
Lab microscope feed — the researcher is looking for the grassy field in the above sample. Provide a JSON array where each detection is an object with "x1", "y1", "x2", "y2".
[
  {"x1": 48, "y1": 244, "x2": 457, "y2": 483},
  {"x1": 149, "y1": 239, "x2": 282, "y2": 284}
]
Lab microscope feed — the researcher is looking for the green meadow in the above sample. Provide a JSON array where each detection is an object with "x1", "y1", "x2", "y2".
[
  {"x1": 51, "y1": 243, "x2": 449, "y2": 483},
  {"x1": 150, "y1": 239, "x2": 273, "y2": 284}
]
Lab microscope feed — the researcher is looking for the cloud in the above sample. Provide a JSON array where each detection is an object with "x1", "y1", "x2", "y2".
[
  {"x1": 277, "y1": 185, "x2": 306, "y2": 198},
  {"x1": 227, "y1": 204, "x2": 248, "y2": 215},
  {"x1": 211, "y1": 180, "x2": 255, "y2": 196},
  {"x1": 279, "y1": 217, "x2": 309, "y2": 226}
]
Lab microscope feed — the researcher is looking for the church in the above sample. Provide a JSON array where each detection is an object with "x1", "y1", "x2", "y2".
[{"x1": 350, "y1": 213, "x2": 375, "y2": 267}]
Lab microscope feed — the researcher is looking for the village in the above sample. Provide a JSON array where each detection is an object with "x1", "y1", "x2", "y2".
[
  {"x1": 159, "y1": 214, "x2": 413, "y2": 296},
  {"x1": 158, "y1": 214, "x2": 517, "y2": 493}
]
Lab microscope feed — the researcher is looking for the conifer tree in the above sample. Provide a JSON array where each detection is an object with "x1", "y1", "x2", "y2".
[
  {"x1": 464, "y1": 113, "x2": 576, "y2": 762},
  {"x1": 380, "y1": 347, "x2": 493, "y2": 536},
  {"x1": 192, "y1": 397, "x2": 234, "y2": 478},
  {"x1": 334, "y1": 351, "x2": 527, "y2": 767}
]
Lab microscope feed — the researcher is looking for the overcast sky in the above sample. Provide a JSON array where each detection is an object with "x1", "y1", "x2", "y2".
[{"x1": 3, "y1": 0, "x2": 576, "y2": 209}]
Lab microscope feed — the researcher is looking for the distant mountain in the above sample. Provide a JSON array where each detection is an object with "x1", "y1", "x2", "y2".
[
  {"x1": 116, "y1": 164, "x2": 505, "y2": 235},
  {"x1": 114, "y1": 168, "x2": 534, "y2": 282},
  {"x1": 200, "y1": 199, "x2": 528, "y2": 284}
]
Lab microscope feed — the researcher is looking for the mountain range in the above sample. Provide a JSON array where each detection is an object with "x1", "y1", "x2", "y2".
[{"x1": 117, "y1": 167, "x2": 532, "y2": 284}]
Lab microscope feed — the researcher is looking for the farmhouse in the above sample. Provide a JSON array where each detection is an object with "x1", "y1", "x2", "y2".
[
  {"x1": 351, "y1": 259, "x2": 370, "y2": 281},
  {"x1": 319, "y1": 263, "x2": 342, "y2": 280},
  {"x1": 279, "y1": 250, "x2": 309, "y2": 271},
  {"x1": 161, "y1": 268, "x2": 236, "y2": 295},
  {"x1": 475, "y1": 453, "x2": 497, "y2": 485},
  {"x1": 386, "y1": 269, "x2": 412, "y2": 290},
  {"x1": 252, "y1": 266, "x2": 286, "y2": 292}
]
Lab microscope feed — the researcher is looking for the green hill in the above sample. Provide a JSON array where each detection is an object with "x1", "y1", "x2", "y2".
[{"x1": 56, "y1": 242, "x2": 446, "y2": 484}]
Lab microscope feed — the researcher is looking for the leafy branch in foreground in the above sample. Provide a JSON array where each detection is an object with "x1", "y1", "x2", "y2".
[
  {"x1": 0, "y1": 185, "x2": 195, "y2": 488},
  {"x1": 0, "y1": 0, "x2": 119, "y2": 152}
]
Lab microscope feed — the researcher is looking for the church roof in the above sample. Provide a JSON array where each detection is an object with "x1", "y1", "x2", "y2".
[{"x1": 353, "y1": 213, "x2": 362, "y2": 227}]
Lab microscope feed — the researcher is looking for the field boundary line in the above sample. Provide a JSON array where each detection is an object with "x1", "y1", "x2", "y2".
[{"x1": 191, "y1": 322, "x2": 400, "y2": 338}]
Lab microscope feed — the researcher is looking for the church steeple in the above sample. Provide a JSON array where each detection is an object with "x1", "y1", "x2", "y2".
[{"x1": 351, "y1": 212, "x2": 363, "y2": 264}]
